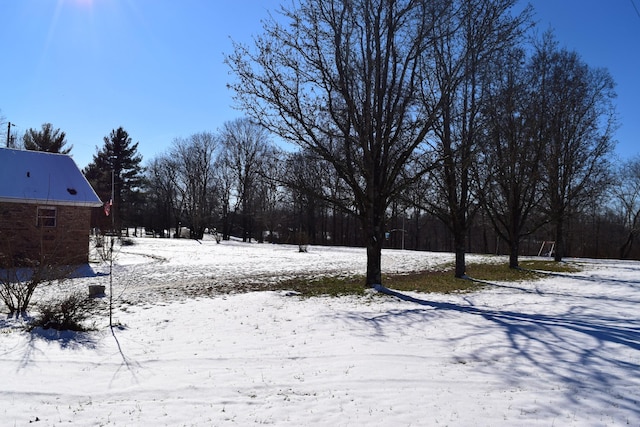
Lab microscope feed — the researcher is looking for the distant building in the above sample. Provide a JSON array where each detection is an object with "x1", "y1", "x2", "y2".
[{"x1": 0, "y1": 147, "x2": 103, "y2": 266}]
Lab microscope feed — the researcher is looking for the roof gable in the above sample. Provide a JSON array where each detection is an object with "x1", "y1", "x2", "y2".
[{"x1": 0, "y1": 148, "x2": 102, "y2": 207}]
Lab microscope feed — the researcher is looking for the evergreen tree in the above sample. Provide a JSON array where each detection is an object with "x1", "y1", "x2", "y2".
[
  {"x1": 23, "y1": 123, "x2": 73, "y2": 154},
  {"x1": 84, "y1": 127, "x2": 144, "y2": 231}
]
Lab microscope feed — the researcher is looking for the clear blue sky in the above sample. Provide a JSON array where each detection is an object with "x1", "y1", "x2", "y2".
[{"x1": 1, "y1": 0, "x2": 638, "y2": 170}]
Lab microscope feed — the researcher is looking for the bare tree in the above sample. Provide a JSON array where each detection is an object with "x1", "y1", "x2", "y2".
[
  {"x1": 477, "y1": 46, "x2": 545, "y2": 268},
  {"x1": 284, "y1": 150, "x2": 330, "y2": 245},
  {"x1": 419, "y1": 0, "x2": 530, "y2": 277},
  {"x1": 169, "y1": 132, "x2": 219, "y2": 240},
  {"x1": 213, "y1": 155, "x2": 235, "y2": 241},
  {"x1": 612, "y1": 156, "x2": 640, "y2": 259},
  {"x1": 535, "y1": 34, "x2": 617, "y2": 261},
  {"x1": 0, "y1": 110, "x2": 6, "y2": 147},
  {"x1": 219, "y1": 118, "x2": 275, "y2": 243},
  {"x1": 144, "y1": 155, "x2": 181, "y2": 236},
  {"x1": 226, "y1": 0, "x2": 442, "y2": 285},
  {"x1": 257, "y1": 146, "x2": 287, "y2": 243},
  {"x1": 94, "y1": 234, "x2": 120, "y2": 328},
  {"x1": 283, "y1": 149, "x2": 345, "y2": 246}
]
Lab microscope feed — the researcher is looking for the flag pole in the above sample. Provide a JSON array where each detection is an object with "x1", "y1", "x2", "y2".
[{"x1": 111, "y1": 169, "x2": 115, "y2": 230}]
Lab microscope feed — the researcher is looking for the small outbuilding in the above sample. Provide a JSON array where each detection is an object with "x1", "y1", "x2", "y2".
[{"x1": 0, "y1": 147, "x2": 103, "y2": 266}]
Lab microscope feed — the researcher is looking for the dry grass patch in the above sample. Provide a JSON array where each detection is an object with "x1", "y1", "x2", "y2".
[
  {"x1": 275, "y1": 275, "x2": 368, "y2": 297},
  {"x1": 518, "y1": 259, "x2": 581, "y2": 273},
  {"x1": 275, "y1": 259, "x2": 581, "y2": 297}
]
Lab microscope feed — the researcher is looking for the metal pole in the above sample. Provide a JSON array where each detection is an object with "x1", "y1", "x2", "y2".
[
  {"x1": 402, "y1": 214, "x2": 405, "y2": 250},
  {"x1": 111, "y1": 169, "x2": 115, "y2": 229}
]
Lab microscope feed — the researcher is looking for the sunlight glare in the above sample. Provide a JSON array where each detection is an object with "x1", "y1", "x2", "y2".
[{"x1": 70, "y1": 0, "x2": 95, "y2": 8}]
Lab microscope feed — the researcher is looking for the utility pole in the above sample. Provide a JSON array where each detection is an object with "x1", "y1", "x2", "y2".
[{"x1": 6, "y1": 122, "x2": 14, "y2": 147}]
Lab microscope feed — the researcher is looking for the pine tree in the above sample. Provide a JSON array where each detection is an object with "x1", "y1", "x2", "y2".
[
  {"x1": 23, "y1": 123, "x2": 73, "y2": 154},
  {"x1": 84, "y1": 127, "x2": 144, "y2": 232}
]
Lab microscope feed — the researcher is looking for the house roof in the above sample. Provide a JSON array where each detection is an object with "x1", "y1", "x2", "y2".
[{"x1": 0, "y1": 147, "x2": 103, "y2": 207}]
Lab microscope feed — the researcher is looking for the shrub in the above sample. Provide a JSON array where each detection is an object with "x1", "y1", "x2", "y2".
[
  {"x1": 120, "y1": 237, "x2": 135, "y2": 246},
  {"x1": 1, "y1": 262, "x2": 74, "y2": 318},
  {"x1": 30, "y1": 292, "x2": 96, "y2": 332},
  {"x1": 93, "y1": 234, "x2": 104, "y2": 248}
]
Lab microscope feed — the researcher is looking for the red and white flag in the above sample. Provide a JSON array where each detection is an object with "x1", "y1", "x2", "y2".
[{"x1": 104, "y1": 199, "x2": 112, "y2": 216}]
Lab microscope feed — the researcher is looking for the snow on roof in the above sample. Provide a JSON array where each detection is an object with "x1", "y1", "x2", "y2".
[{"x1": 0, "y1": 147, "x2": 103, "y2": 207}]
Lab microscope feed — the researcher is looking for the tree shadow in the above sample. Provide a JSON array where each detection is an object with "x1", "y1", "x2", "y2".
[
  {"x1": 521, "y1": 265, "x2": 640, "y2": 288},
  {"x1": 471, "y1": 271, "x2": 640, "y2": 306},
  {"x1": 17, "y1": 326, "x2": 99, "y2": 371},
  {"x1": 16, "y1": 322, "x2": 141, "y2": 385},
  {"x1": 28, "y1": 326, "x2": 99, "y2": 350},
  {"x1": 338, "y1": 279, "x2": 640, "y2": 419}
]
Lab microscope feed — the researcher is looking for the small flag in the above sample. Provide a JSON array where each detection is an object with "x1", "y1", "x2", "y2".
[{"x1": 104, "y1": 199, "x2": 112, "y2": 216}]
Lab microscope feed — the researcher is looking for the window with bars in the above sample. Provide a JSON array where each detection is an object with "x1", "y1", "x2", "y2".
[{"x1": 37, "y1": 206, "x2": 57, "y2": 227}]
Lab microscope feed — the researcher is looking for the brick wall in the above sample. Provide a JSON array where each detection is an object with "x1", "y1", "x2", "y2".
[{"x1": 0, "y1": 202, "x2": 93, "y2": 266}]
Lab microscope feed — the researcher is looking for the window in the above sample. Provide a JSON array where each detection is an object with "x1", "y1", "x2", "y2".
[{"x1": 37, "y1": 206, "x2": 57, "y2": 227}]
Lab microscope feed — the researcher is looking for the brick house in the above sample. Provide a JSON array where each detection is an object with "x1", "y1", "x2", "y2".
[{"x1": 0, "y1": 147, "x2": 103, "y2": 266}]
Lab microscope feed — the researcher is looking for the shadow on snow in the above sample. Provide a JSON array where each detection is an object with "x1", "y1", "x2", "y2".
[{"x1": 339, "y1": 274, "x2": 640, "y2": 419}]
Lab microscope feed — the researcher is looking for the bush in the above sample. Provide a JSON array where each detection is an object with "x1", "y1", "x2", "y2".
[
  {"x1": 30, "y1": 292, "x2": 96, "y2": 332},
  {"x1": 93, "y1": 234, "x2": 104, "y2": 248},
  {"x1": 1, "y1": 262, "x2": 75, "y2": 318},
  {"x1": 120, "y1": 237, "x2": 135, "y2": 246}
]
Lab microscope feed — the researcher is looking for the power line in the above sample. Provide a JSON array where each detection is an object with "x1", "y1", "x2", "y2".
[{"x1": 630, "y1": 0, "x2": 640, "y2": 20}]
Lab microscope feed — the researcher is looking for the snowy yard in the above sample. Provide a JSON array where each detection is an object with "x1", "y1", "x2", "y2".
[{"x1": 1, "y1": 236, "x2": 639, "y2": 426}]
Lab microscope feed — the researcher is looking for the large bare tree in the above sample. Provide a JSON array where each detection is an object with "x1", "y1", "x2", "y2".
[
  {"x1": 419, "y1": 0, "x2": 530, "y2": 277},
  {"x1": 535, "y1": 34, "x2": 617, "y2": 261},
  {"x1": 478, "y1": 46, "x2": 545, "y2": 269},
  {"x1": 226, "y1": 0, "x2": 441, "y2": 285}
]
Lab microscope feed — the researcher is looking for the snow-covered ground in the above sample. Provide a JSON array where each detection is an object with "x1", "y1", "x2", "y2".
[{"x1": 1, "y1": 236, "x2": 639, "y2": 426}]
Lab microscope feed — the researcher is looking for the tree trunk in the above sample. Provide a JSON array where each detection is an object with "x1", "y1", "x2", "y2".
[
  {"x1": 242, "y1": 205, "x2": 251, "y2": 242},
  {"x1": 366, "y1": 235, "x2": 384, "y2": 286},
  {"x1": 454, "y1": 232, "x2": 466, "y2": 278},
  {"x1": 364, "y1": 205, "x2": 385, "y2": 286},
  {"x1": 174, "y1": 217, "x2": 181, "y2": 238},
  {"x1": 554, "y1": 219, "x2": 564, "y2": 262},
  {"x1": 619, "y1": 232, "x2": 634, "y2": 259},
  {"x1": 507, "y1": 215, "x2": 520, "y2": 268},
  {"x1": 509, "y1": 241, "x2": 519, "y2": 269},
  {"x1": 222, "y1": 204, "x2": 231, "y2": 240}
]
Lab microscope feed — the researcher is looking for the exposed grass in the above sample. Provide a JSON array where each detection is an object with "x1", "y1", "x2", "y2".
[
  {"x1": 463, "y1": 259, "x2": 580, "y2": 284},
  {"x1": 518, "y1": 259, "x2": 581, "y2": 273},
  {"x1": 382, "y1": 268, "x2": 480, "y2": 294},
  {"x1": 276, "y1": 259, "x2": 581, "y2": 297},
  {"x1": 275, "y1": 275, "x2": 368, "y2": 297}
]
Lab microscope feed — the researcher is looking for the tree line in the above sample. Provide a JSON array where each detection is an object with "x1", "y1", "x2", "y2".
[
  {"x1": 94, "y1": 112, "x2": 638, "y2": 271},
  {"x1": 5, "y1": 0, "x2": 639, "y2": 286},
  {"x1": 17, "y1": 109, "x2": 637, "y2": 278}
]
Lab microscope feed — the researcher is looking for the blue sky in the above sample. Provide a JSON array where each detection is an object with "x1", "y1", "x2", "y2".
[{"x1": 1, "y1": 0, "x2": 638, "y2": 169}]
